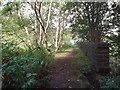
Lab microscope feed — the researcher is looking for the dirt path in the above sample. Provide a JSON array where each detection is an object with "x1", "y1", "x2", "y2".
[{"x1": 50, "y1": 49, "x2": 82, "y2": 88}]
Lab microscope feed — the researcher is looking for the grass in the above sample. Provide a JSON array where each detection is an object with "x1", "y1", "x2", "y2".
[{"x1": 71, "y1": 48, "x2": 93, "y2": 88}]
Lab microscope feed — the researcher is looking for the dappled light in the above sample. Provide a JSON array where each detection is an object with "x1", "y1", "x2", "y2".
[{"x1": 0, "y1": 1, "x2": 120, "y2": 89}]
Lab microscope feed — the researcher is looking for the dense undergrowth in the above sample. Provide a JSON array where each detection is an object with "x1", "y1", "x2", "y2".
[
  {"x1": 71, "y1": 49, "x2": 93, "y2": 88},
  {"x1": 99, "y1": 76, "x2": 120, "y2": 88},
  {"x1": 72, "y1": 48, "x2": 120, "y2": 88},
  {"x1": 2, "y1": 42, "x2": 54, "y2": 88}
]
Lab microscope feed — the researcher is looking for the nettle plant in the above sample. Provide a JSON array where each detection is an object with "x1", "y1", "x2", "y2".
[{"x1": 2, "y1": 42, "x2": 54, "y2": 88}]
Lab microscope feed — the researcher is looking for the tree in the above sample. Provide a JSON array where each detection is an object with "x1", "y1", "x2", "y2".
[
  {"x1": 63, "y1": 2, "x2": 109, "y2": 42},
  {"x1": 28, "y1": 1, "x2": 53, "y2": 49},
  {"x1": 0, "y1": 2, "x2": 32, "y2": 49},
  {"x1": 1, "y1": 1, "x2": 69, "y2": 52},
  {"x1": 54, "y1": 1, "x2": 68, "y2": 52},
  {"x1": 103, "y1": 2, "x2": 120, "y2": 60}
]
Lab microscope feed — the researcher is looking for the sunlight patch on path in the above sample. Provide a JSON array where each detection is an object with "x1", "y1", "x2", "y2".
[{"x1": 55, "y1": 48, "x2": 73, "y2": 58}]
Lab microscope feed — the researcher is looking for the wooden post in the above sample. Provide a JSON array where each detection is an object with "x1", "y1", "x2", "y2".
[
  {"x1": 95, "y1": 42, "x2": 111, "y2": 75},
  {"x1": 79, "y1": 42, "x2": 111, "y2": 76}
]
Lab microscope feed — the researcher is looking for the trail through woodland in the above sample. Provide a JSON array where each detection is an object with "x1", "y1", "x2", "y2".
[{"x1": 50, "y1": 49, "x2": 83, "y2": 88}]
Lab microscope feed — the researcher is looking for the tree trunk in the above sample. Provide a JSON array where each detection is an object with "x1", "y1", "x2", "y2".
[
  {"x1": 42, "y1": 0, "x2": 53, "y2": 48},
  {"x1": 55, "y1": 21, "x2": 60, "y2": 52},
  {"x1": 24, "y1": 27, "x2": 32, "y2": 46},
  {"x1": 58, "y1": 17, "x2": 65, "y2": 49},
  {"x1": 38, "y1": 25, "x2": 43, "y2": 46}
]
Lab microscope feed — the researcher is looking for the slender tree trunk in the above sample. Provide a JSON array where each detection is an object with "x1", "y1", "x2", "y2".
[
  {"x1": 28, "y1": 1, "x2": 54, "y2": 49},
  {"x1": 45, "y1": 0, "x2": 52, "y2": 31},
  {"x1": 58, "y1": 29, "x2": 64, "y2": 49},
  {"x1": 55, "y1": 22, "x2": 60, "y2": 52},
  {"x1": 38, "y1": 25, "x2": 43, "y2": 46},
  {"x1": 53, "y1": 33, "x2": 56, "y2": 46},
  {"x1": 24, "y1": 27, "x2": 32, "y2": 46},
  {"x1": 42, "y1": 0, "x2": 53, "y2": 48},
  {"x1": 58, "y1": 17, "x2": 65, "y2": 49},
  {"x1": 59, "y1": 27, "x2": 64, "y2": 48},
  {"x1": 34, "y1": 19, "x2": 39, "y2": 48},
  {"x1": 55, "y1": 8, "x2": 61, "y2": 52}
]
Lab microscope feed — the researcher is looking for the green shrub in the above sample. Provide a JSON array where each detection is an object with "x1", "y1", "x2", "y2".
[
  {"x1": 71, "y1": 49, "x2": 92, "y2": 87},
  {"x1": 2, "y1": 41, "x2": 22, "y2": 63},
  {"x1": 62, "y1": 43, "x2": 73, "y2": 49},
  {"x1": 99, "y1": 76, "x2": 120, "y2": 88},
  {"x1": 2, "y1": 42, "x2": 54, "y2": 88},
  {"x1": 72, "y1": 51, "x2": 92, "y2": 74}
]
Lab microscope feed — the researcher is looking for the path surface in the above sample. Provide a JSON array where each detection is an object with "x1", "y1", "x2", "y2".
[{"x1": 51, "y1": 49, "x2": 82, "y2": 88}]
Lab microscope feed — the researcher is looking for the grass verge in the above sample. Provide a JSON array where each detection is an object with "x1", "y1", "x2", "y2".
[{"x1": 71, "y1": 49, "x2": 93, "y2": 88}]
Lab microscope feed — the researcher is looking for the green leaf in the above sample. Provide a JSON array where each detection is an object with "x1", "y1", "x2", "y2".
[{"x1": 26, "y1": 73, "x2": 38, "y2": 78}]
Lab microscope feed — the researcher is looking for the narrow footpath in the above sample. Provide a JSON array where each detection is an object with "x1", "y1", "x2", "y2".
[{"x1": 51, "y1": 49, "x2": 82, "y2": 88}]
